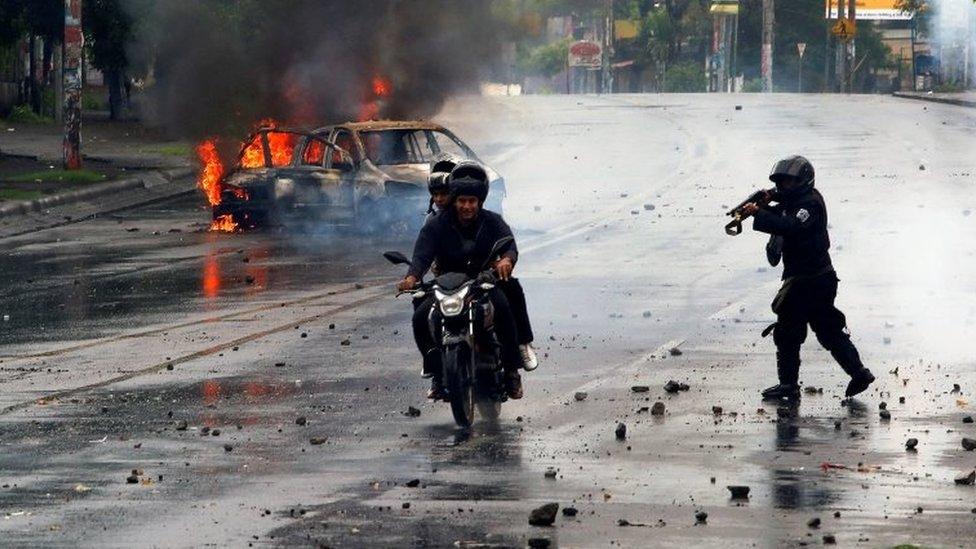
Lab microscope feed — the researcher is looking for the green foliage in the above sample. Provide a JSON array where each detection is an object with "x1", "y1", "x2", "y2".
[
  {"x1": 663, "y1": 61, "x2": 704, "y2": 92},
  {"x1": 83, "y1": 0, "x2": 133, "y2": 71},
  {"x1": 7, "y1": 169, "x2": 107, "y2": 184},
  {"x1": 0, "y1": 188, "x2": 44, "y2": 201},
  {"x1": 519, "y1": 38, "x2": 571, "y2": 77},
  {"x1": 4, "y1": 105, "x2": 52, "y2": 124}
]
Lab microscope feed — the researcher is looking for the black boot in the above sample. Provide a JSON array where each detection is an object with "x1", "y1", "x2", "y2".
[
  {"x1": 761, "y1": 383, "x2": 800, "y2": 401},
  {"x1": 427, "y1": 377, "x2": 446, "y2": 401},
  {"x1": 421, "y1": 350, "x2": 441, "y2": 379},
  {"x1": 845, "y1": 368, "x2": 875, "y2": 398},
  {"x1": 505, "y1": 371, "x2": 523, "y2": 400}
]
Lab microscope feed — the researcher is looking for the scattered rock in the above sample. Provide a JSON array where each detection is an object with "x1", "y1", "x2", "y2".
[
  {"x1": 651, "y1": 402, "x2": 666, "y2": 416},
  {"x1": 727, "y1": 485, "x2": 750, "y2": 499},
  {"x1": 807, "y1": 517, "x2": 821, "y2": 529},
  {"x1": 126, "y1": 473, "x2": 139, "y2": 484},
  {"x1": 402, "y1": 502, "x2": 410, "y2": 509},
  {"x1": 631, "y1": 385, "x2": 650, "y2": 393},
  {"x1": 223, "y1": 444, "x2": 233, "y2": 452},
  {"x1": 527, "y1": 538, "x2": 551, "y2": 548},
  {"x1": 642, "y1": 311, "x2": 652, "y2": 318},
  {"x1": 803, "y1": 386, "x2": 823, "y2": 395},
  {"x1": 643, "y1": 204, "x2": 655, "y2": 211},
  {"x1": 919, "y1": 164, "x2": 926, "y2": 171},
  {"x1": 964, "y1": 416, "x2": 974, "y2": 424},
  {"x1": 175, "y1": 420, "x2": 188, "y2": 431},
  {"x1": 695, "y1": 510, "x2": 708, "y2": 524},
  {"x1": 296, "y1": 416, "x2": 307, "y2": 426},
  {"x1": 734, "y1": 105, "x2": 743, "y2": 111},
  {"x1": 879, "y1": 410, "x2": 891, "y2": 421},
  {"x1": 528, "y1": 503, "x2": 559, "y2": 526},
  {"x1": 906, "y1": 438, "x2": 919, "y2": 451},
  {"x1": 823, "y1": 534, "x2": 837, "y2": 545},
  {"x1": 309, "y1": 437, "x2": 327, "y2": 445},
  {"x1": 544, "y1": 467, "x2": 557, "y2": 479},
  {"x1": 405, "y1": 479, "x2": 421, "y2": 488},
  {"x1": 955, "y1": 470, "x2": 976, "y2": 486},
  {"x1": 712, "y1": 406, "x2": 723, "y2": 415},
  {"x1": 668, "y1": 347, "x2": 683, "y2": 356},
  {"x1": 663, "y1": 380, "x2": 690, "y2": 393},
  {"x1": 615, "y1": 423, "x2": 627, "y2": 440},
  {"x1": 879, "y1": 401, "x2": 888, "y2": 410},
  {"x1": 574, "y1": 391, "x2": 588, "y2": 402},
  {"x1": 963, "y1": 438, "x2": 976, "y2": 451},
  {"x1": 562, "y1": 507, "x2": 578, "y2": 517},
  {"x1": 405, "y1": 406, "x2": 421, "y2": 417}
]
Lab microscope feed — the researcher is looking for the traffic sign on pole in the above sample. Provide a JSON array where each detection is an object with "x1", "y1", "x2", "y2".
[{"x1": 797, "y1": 42, "x2": 807, "y2": 58}]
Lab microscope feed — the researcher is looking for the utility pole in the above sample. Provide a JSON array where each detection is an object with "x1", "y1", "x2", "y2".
[
  {"x1": 847, "y1": 0, "x2": 856, "y2": 93},
  {"x1": 761, "y1": 0, "x2": 774, "y2": 92},
  {"x1": 835, "y1": 0, "x2": 846, "y2": 93},
  {"x1": 602, "y1": 0, "x2": 614, "y2": 94},
  {"x1": 63, "y1": 0, "x2": 83, "y2": 169}
]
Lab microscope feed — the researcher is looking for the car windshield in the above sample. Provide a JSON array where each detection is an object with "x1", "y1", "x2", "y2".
[{"x1": 360, "y1": 129, "x2": 469, "y2": 165}]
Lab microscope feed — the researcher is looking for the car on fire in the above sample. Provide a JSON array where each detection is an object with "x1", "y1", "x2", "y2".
[{"x1": 212, "y1": 121, "x2": 505, "y2": 231}]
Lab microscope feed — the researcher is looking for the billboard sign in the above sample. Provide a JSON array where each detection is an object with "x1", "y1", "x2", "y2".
[
  {"x1": 825, "y1": 0, "x2": 913, "y2": 21},
  {"x1": 568, "y1": 41, "x2": 602, "y2": 68}
]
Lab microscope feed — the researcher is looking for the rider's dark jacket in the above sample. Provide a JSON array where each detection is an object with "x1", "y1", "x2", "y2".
[{"x1": 407, "y1": 209, "x2": 518, "y2": 280}]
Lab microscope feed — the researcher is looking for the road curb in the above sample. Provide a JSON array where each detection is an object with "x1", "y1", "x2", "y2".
[
  {"x1": 892, "y1": 92, "x2": 976, "y2": 109},
  {"x1": 0, "y1": 167, "x2": 195, "y2": 220}
]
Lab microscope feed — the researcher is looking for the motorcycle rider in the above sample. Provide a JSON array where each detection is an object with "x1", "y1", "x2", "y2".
[
  {"x1": 741, "y1": 155, "x2": 875, "y2": 401},
  {"x1": 398, "y1": 161, "x2": 529, "y2": 400},
  {"x1": 426, "y1": 155, "x2": 461, "y2": 220}
]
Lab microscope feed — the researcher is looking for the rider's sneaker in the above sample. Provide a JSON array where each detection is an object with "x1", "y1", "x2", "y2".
[
  {"x1": 761, "y1": 383, "x2": 801, "y2": 401},
  {"x1": 505, "y1": 371, "x2": 524, "y2": 400},
  {"x1": 427, "y1": 378, "x2": 446, "y2": 401},
  {"x1": 845, "y1": 368, "x2": 875, "y2": 398},
  {"x1": 421, "y1": 350, "x2": 440, "y2": 379},
  {"x1": 520, "y1": 344, "x2": 539, "y2": 371}
]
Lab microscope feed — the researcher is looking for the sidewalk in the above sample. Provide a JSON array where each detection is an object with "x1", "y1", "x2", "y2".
[
  {"x1": 892, "y1": 90, "x2": 976, "y2": 109},
  {"x1": 0, "y1": 115, "x2": 199, "y2": 237}
]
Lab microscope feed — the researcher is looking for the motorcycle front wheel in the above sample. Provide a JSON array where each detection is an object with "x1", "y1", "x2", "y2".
[{"x1": 443, "y1": 345, "x2": 475, "y2": 428}]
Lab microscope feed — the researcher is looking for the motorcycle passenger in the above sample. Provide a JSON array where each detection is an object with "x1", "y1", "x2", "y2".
[
  {"x1": 398, "y1": 162, "x2": 526, "y2": 400},
  {"x1": 426, "y1": 155, "x2": 461, "y2": 220}
]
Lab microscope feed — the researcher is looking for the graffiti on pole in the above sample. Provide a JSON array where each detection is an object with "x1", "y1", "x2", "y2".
[{"x1": 63, "y1": 0, "x2": 83, "y2": 170}]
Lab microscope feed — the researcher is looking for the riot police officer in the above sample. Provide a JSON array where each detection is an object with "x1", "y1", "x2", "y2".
[{"x1": 741, "y1": 156, "x2": 875, "y2": 401}]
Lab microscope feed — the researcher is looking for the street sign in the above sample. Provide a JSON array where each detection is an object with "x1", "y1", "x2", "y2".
[
  {"x1": 831, "y1": 18, "x2": 856, "y2": 40},
  {"x1": 710, "y1": 0, "x2": 740, "y2": 15},
  {"x1": 824, "y1": 0, "x2": 911, "y2": 21},
  {"x1": 568, "y1": 40, "x2": 602, "y2": 68},
  {"x1": 797, "y1": 43, "x2": 807, "y2": 58}
]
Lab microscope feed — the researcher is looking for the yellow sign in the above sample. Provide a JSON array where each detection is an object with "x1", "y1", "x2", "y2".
[
  {"x1": 710, "y1": 1, "x2": 740, "y2": 15},
  {"x1": 614, "y1": 20, "x2": 639, "y2": 40},
  {"x1": 832, "y1": 17, "x2": 856, "y2": 39},
  {"x1": 824, "y1": 0, "x2": 912, "y2": 21}
]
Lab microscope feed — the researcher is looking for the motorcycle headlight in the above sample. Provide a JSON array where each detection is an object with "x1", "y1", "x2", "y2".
[{"x1": 435, "y1": 286, "x2": 469, "y2": 317}]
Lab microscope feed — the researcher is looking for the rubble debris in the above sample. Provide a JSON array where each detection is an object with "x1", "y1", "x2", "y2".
[
  {"x1": 544, "y1": 467, "x2": 557, "y2": 479},
  {"x1": 803, "y1": 386, "x2": 823, "y2": 395},
  {"x1": 223, "y1": 444, "x2": 233, "y2": 452},
  {"x1": 964, "y1": 416, "x2": 974, "y2": 424},
  {"x1": 528, "y1": 503, "x2": 559, "y2": 526},
  {"x1": 175, "y1": 420, "x2": 188, "y2": 431},
  {"x1": 668, "y1": 347, "x2": 683, "y2": 356},
  {"x1": 954, "y1": 470, "x2": 976, "y2": 486},
  {"x1": 405, "y1": 406, "x2": 421, "y2": 417},
  {"x1": 712, "y1": 406, "x2": 723, "y2": 415},
  {"x1": 734, "y1": 105, "x2": 743, "y2": 111},
  {"x1": 528, "y1": 538, "x2": 551, "y2": 548},
  {"x1": 643, "y1": 204, "x2": 655, "y2": 211},
  {"x1": 695, "y1": 511, "x2": 708, "y2": 524},
  {"x1": 651, "y1": 402, "x2": 666, "y2": 416},
  {"x1": 574, "y1": 392, "x2": 588, "y2": 402},
  {"x1": 807, "y1": 517, "x2": 821, "y2": 529},
  {"x1": 126, "y1": 472, "x2": 139, "y2": 484},
  {"x1": 631, "y1": 385, "x2": 650, "y2": 393},
  {"x1": 962, "y1": 438, "x2": 976, "y2": 451},
  {"x1": 823, "y1": 534, "x2": 837, "y2": 545},
  {"x1": 663, "y1": 380, "x2": 690, "y2": 393},
  {"x1": 615, "y1": 423, "x2": 627, "y2": 440},
  {"x1": 340, "y1": 338, "x2": 351, "y2": 346},
  {"x1": 405, "y1": 479, "x2": 421, "y2": 488},
  {"x1": 906, "y1": 438, "x2": 919, "y2": 451},
  {"x1": 309, "y1": 437, "x2": 327, "y2": 445},
  {"x1": 562, "y1": 507, "x2": 578, "y2": 517},
  {"x1": 295, "y1": 416, "x2": 308, "y2": 426},
  {"x1": 727, "y1": 485, "x2": 750, "y2": 499},
  {"x1": 879, "y1": 410, "x2": 891, "y2": 421}
]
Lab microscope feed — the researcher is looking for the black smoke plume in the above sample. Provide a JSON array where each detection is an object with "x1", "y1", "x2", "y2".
[{"x1": 125, "y1": 0, "x2": 503, "y2": 139}]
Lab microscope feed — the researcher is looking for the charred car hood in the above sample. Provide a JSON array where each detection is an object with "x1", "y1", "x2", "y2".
[{"x1": 375, "y1": 164, "x2": 428, "y2": 186}]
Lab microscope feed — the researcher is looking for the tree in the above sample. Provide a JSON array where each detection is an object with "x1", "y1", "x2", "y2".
[{"x1": 83, "y1": 0, "x2": 133, "y2": 119}]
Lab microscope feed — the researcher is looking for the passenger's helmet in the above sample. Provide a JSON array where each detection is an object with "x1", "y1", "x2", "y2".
[
  {"x1": 449, "y1": 161, "x2": 489, "y2": 203},
  {"x1": 769, "y1": 155, "x2": 815, "y2": 191},
  {"x1": 428, "y1": 154, "x2": 461, "y2": 195}
]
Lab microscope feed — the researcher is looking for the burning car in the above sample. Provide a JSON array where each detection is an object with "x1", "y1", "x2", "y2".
[{"x1": 203, "y1": 121, "x2": 505, "y2": 232}]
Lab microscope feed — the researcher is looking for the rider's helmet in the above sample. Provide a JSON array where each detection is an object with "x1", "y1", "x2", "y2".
[
  {"x1": 428, "y1": 154, "x2": 461, "y2": 195},
  {"x1": 449, "y1": 161, "x2": 489, "y2": 204},
  {"x1": 769, "y1": 155, "x2": 815, "y2": 196}
]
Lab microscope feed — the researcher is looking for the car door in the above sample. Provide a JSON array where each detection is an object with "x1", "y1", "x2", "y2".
[{"x1": 284, "y1": 136, "x2": 353, "y2": 219}]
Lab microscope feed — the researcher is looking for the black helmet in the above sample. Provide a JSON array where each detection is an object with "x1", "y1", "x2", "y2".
[
  {"x1": 769, "y1": 155, "x2": 815, "y2": 188},
  {"x1": 428, "y1": 154, "x2": 460, "y2": 195},
  {"x1": 430, "y1": 153, "x2": 462, "y2": 177},
  {"x1": 449, "y1": 161, "x2": 489, "y2": 203},
  {"x1": 428, "y1": 172, "x2": 450, "y2": 195}
]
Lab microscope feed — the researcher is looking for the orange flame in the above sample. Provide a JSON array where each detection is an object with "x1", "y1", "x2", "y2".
[
  {"x1": 372, "y1": 75, "x2": 392, "y2": 98},
  {"x1": 210, "y1": 214, "x2": 238, "y2": 233},
  {"x1": 359, "y1": 76, "x2": 393, "y2": 121},
  {"x1": 239, "y1": 119, "x2": 296, "y2": 169},
  {"x1": 196, "y1": 140, "x2": 223, "y2": 207}
]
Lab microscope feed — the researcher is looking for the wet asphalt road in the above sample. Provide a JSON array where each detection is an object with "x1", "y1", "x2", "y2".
[{"x1": 2, "y1": 94, "x2": 976, "y2": 548}]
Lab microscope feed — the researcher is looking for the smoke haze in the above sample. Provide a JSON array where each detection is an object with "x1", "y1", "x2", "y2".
[{"x1": 125, "y1": 0, "x2": 504, "y2": 139}]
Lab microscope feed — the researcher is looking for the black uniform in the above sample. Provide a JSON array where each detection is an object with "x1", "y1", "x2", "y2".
[
  {"x1": 753, "y1": 186, "x2": 865, "y2": 386},
  {"x1": 408, "y1": 208, "x2": 524, "y2": 372}
]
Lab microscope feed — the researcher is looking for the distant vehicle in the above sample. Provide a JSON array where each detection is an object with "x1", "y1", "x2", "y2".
[{"x1": 213, "y1": 121, "x2": 505, "y2": 231}]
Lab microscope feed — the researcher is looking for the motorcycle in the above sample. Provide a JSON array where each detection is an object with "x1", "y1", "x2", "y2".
[{"x1": 384, "y1": 237, "x2": 514, "y2": 428}]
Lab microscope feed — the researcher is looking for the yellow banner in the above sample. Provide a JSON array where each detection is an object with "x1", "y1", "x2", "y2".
[
  {"x1": 614, "y1": 20, "x2": 639, "y2": 40},
  {"x1": 824, "y1": 0, "x2": 913, "y2": 20}
]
